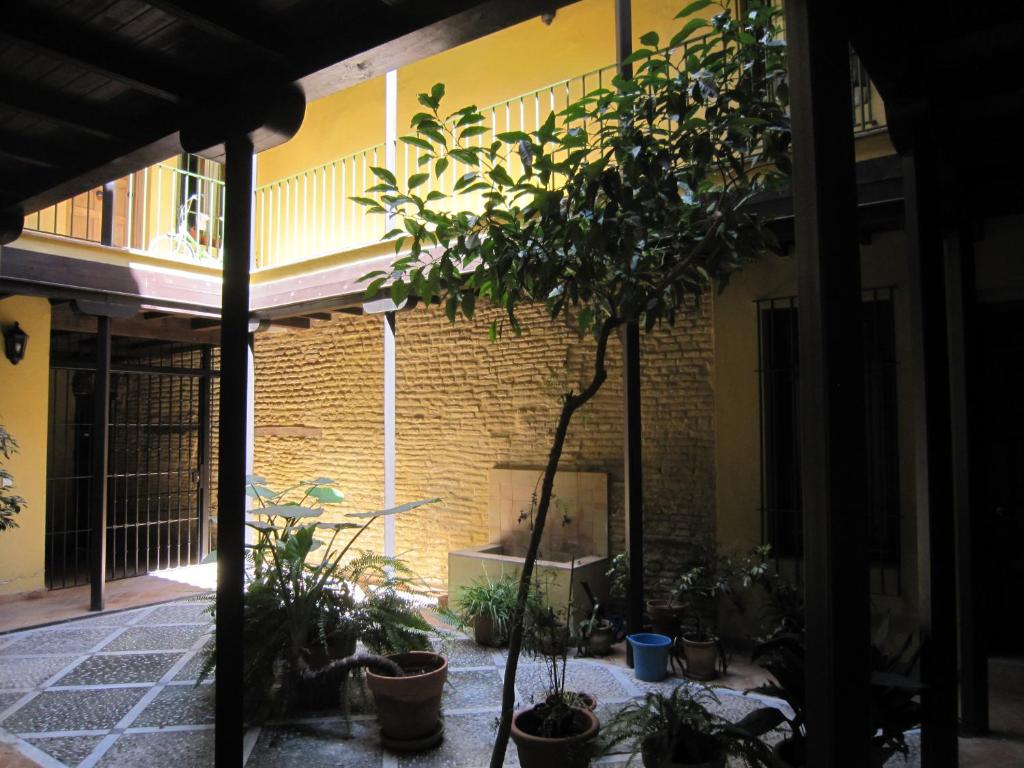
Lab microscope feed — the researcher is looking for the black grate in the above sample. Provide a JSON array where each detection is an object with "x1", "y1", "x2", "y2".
[
  {"x1": 45, "y1": 332, "x2": 217, "y2": 589},
  {"x1": 756, "y1": 288, "x2": 902, "y2": 595}
]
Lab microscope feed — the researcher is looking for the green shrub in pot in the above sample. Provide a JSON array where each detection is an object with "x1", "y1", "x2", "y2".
[
  {"x1": 601, "y1": 684, "x2": 769, "y2": 767},
  {"x1": 200, "y1": 475, "x2": 439, "y2": 723},
  {"x1": 453, "y1": 573, "x2": 520, "y2": 646}
]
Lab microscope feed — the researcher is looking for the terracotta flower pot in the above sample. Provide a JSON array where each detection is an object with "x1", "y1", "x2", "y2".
[
  {"x1": 473, "y1": 613, "x2": 502, "y2": 646},
  {"x1": 681, "y1": 635, "x2": 718, "y2": 680},
  {"x1": 365, "y1": 651, "x2": 448, "y2": 750},
  {"x1": 587, "y1": 624, "x2": 616, "y2": 656},
  {"x1": 646, "y1": 599, "x2": 686, "y2": 637},
  {"x1": 510, "y1": 704, "x2": 600, "y2": 768}
]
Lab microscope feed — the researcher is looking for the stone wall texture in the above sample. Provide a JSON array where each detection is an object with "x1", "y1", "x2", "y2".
[{"x1": 252, "y1": 299, "x2": 716, "y2": 594}]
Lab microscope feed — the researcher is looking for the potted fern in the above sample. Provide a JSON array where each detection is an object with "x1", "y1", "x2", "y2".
[
  {"x1": 202, "y1": 476, "x2": 440, "y2": 725},
  {"x1": 454, "y1": 573, "x2": 519, "y2": 647},
  {"x1": 601, "y1": 685, "x2": 769, "y2": 768}
]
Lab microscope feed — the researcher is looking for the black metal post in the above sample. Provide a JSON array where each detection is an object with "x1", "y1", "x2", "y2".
[
  {"x1": 89, "y1": 314, "x2": 111, "y2": 611},
  {"x1": 945, "y1": 224, "x2": 988, "y2": 735},
  {"x1": 216, "y1": 134, "x2": 253, "y2": 767},
  {"x1": 197, "y1": 346, "x2": 213, "y2": 559},
  {"x1": 904, "y1": 142, "x2": 960, "y2": 766},
  {"x1": 615, "y1": 0, "x2": 645, "y2": 659},
  {"x1": 100, "y1": 181, "x2": 115, "y2": 246},
  {"x1": 784, "y1": 1, "x2": 872, "y2": 764}
]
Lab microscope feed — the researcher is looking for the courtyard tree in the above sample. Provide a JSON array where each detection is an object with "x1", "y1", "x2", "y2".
[{"x1": 355, "y1": 3, "x2": 789, "y2": 764}]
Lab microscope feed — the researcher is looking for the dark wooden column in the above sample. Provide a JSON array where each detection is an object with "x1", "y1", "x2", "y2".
[
  {"x1": 615, "y1": 0, "x2": 645, "y2": 647},
  {"x1": 945, "y1": 224, "x2": 987, "y2": 735},
  {"x1": 100, "y1": 181, "x2": 115, "y2": 246},
  {"x1": 215, "y1": 134, "x2": 254, "y2": 767},
  {"x1": 197, "y1": 346, "x2": 213, "y2": 559},
  {"x1": 904, "y1": 139, "x2": 960, "y2": 765},
  {"x1": 89, "y1": 315, "x2": 112, "y2": 611},
  {"x1": 784, "y1": 1, "x2": 872, "y2": 764}
]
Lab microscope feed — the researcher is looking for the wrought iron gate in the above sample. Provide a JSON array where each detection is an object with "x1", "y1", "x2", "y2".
[{"x1": 45, "y1": 331, "x2": 215, "y2": 589}]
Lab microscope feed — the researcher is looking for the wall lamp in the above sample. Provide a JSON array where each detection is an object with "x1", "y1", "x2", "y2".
[{"x1": 3, "y1": 322, "x2": 28, "y2": 365}]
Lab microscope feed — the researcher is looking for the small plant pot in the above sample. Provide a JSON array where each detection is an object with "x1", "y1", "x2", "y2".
[
  {"x1": 640, "y1": 733, "x2": 727, "y2": 768},
  {"x1": 472, "y1": 614, "x2": 502, "y2": 646},
  {"x1": 646, "y1": 599, "x2": 686, "y2": 637},
  {"x1": 627, "y1": 633, "x2": 673, "y2": 682},
  {"x1": 510, "y1": 704, "x2": 600, "y2": 768},
  {"x1": 365, "y1": 651, "x2": 448, "y2": 751},
  {"x1": 681, "y1": 635, "x2": 718, "y2": 681},
  {"x1": 587, "y1": 623, "x2": 616, "y2": 656}
]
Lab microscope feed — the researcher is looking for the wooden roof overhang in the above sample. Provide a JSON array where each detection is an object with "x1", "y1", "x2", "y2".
[{"x1": 0, "y1": 0, "x2": 577, "y2": 239}]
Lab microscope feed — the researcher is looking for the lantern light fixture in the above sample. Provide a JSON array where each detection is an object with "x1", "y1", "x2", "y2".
[{"x1": 3, "y1": 322, "x2": 28, "y2": 365}]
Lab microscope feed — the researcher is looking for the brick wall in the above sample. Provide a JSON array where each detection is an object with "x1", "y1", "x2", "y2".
[{"x1": 253, "y1": 299, "x2": 716, "y2": 594}]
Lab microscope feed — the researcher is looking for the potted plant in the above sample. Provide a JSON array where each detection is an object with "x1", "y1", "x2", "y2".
[
  {"x1": 673, "y1": 541, "x2": 733, "y2": 680},
  {"x1": 601, "y1": 685, "x2": 769, "y2": 768},
  {"x1": 576, "y1": 599, "x2": 615, "y2": 657},
  {"x1": 200, "y1": 476, "x2": 440, "y2": 724},
  {"x1": 512, "y1": 568, "x2": 600, "y2": 768},
  {"x1": 299, "y1": 649, "x2": 449, "y2": 751},
  {"x1": 453, "y1": 573, "x2": 519, "y2": 646},
  {"x1": 734, "y1": 626, "x2": 921, "y2": 767},
  {"x1": 0, "y1": 425, "x2": 24, "y2": 532}
]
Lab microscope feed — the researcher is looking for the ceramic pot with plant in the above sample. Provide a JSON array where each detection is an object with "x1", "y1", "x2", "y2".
[
  {"x1": 366, "y1": 650, "x2": 449, "y2": 751},
  {"x1": 646, "y1": 597, "x2": 687, "y2": 637},
  {"x1": 198, "y1": 476, "x2": 439, "y2": 724},
  {"x1": 512, "y1": 566, "x2": 601, "y2": 768},
  {"x1": 576, "y1": 595, "x2": 615, "y2": 657},
  {"x1": 454, "y1": 574, "x2": 518, "y2": 647},
  {"x1": 601, "y1": 685, "x2": 768, "y2": 768},
  {"x1": 299, "y1": 650, "x2": 449, "y2": 751}
]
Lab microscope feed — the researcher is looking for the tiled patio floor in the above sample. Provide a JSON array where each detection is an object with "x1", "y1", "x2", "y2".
[{"x1": 0, "y1": 597, "x2": 974, "y2": 768}]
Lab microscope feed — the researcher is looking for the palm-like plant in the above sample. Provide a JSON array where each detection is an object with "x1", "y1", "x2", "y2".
[{"x1": 203, "y1": 476, "x2": 439, "y2": 721}]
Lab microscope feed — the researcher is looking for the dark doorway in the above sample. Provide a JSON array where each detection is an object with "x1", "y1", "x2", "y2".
[
  {"x1": 45, "y1": 331, "x2": 216, "y2": 589},
  {"x1": 977, "y1": 301, "x2": 1024, "y2": 655}
]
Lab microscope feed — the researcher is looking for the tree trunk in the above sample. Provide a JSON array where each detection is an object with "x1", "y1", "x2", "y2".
[{"x1": 489, "y1": 319, "x2": 620, "y2": 768}]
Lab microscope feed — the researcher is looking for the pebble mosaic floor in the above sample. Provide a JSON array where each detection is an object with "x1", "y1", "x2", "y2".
[{"x1": 0, "y1": 599, "x2": 921, "y2": 767}]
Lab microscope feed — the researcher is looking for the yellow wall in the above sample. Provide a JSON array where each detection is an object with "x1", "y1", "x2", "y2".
[
  {"x1": 0, "y1": 296, "x2": 51, "y2": 595},
  {"x1": 712, "y1": 232, "x2": 919, "y2": 627}
]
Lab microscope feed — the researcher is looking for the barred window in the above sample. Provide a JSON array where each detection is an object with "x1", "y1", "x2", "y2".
[{"x1": 757, "y1": 288, "x2": 901, "y2": 594}]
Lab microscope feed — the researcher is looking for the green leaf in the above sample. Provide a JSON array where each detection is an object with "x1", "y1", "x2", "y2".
[
  {"x1": 308, "y1": 486, "x2": 345, "y2": 503},
  {"x1": 255, "y1": 504, "x2": 324, "y2": 518},
  {"x1": 460, "y1": 125, "x2": 489, "y2": 140},
  {"x1": 400, "y1": 136, "x2": 434, "y2": 151},
  {"x1": 435, "y1": 157, "x2": 449, "y2": 178},
  {"x1": 496, "y1": 131, "x2": 531, "y2": 144},
  {"x1": 462, "y1": 291, "x2": 476, "y2": 319},
  {"x1": 407, "y1": 172, "x2": 429, "y2": 190},
  {"x1": 675, "y1": 0, "x2": 712, "y2": 19},
  {"x1": 639, "y1": 31, "x2": 659, "y2": 47},
  {"x1": 369, "y1": 166, "x2": 397, "y2": 187},
  {"x1": 350, "y1": 196, "x2": 382, "y2": 208},
  {"x1": 488, "y1": 166, "x2": 514, "y2": 187},
  {"x1": 430, "y1": 82, "x2": 446, "y2": 104},
  {"x1": 669, "y1": 17, "x2": 709, "y2": 46},
  {"x1": 346, "y1": 497, "x2": 441, "y2": 519}
]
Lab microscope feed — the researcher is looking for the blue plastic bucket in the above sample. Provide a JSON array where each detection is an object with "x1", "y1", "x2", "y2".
[{"x1": 627, "y1": 633, "x2": 673, "y2": 682}]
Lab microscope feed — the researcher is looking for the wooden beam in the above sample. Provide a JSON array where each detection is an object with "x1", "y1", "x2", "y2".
[
  {"x1": 303, "y1": 312, "x2": 333, "y2": 321},
  {"x1": 0, "y1": 9, "x2": 185, "y2": 105},
  {"x1": 215, "y1": 133, "x2": 254, "y2": 767},
  {"x1": 268, "y1": 317, "x2": 311, "y2": 329},
  {"x1": 142, "y1": 0, "x2": 291, "y2": 66},
  {"x1": 785, "y1": 1, "x2": 872, "y2": 765},
  {"x1": 904, "y1": 140, "x2": 960, "y2": 767},
  {"x1": 0, "y1": 132, "x2": 64, "y2": 169},
  {"x1": 0, "y1": 75, "x2": 128, "y2": 142},
  {"x1": 51, "y1": 304, "x2": 220, "y2": 345},
  {"x1": 89, "y1": 315, "x2": 111, "y2": 612},
  {"x1": 945, "y1": 224, "x2": 988, "y2": 735}
]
